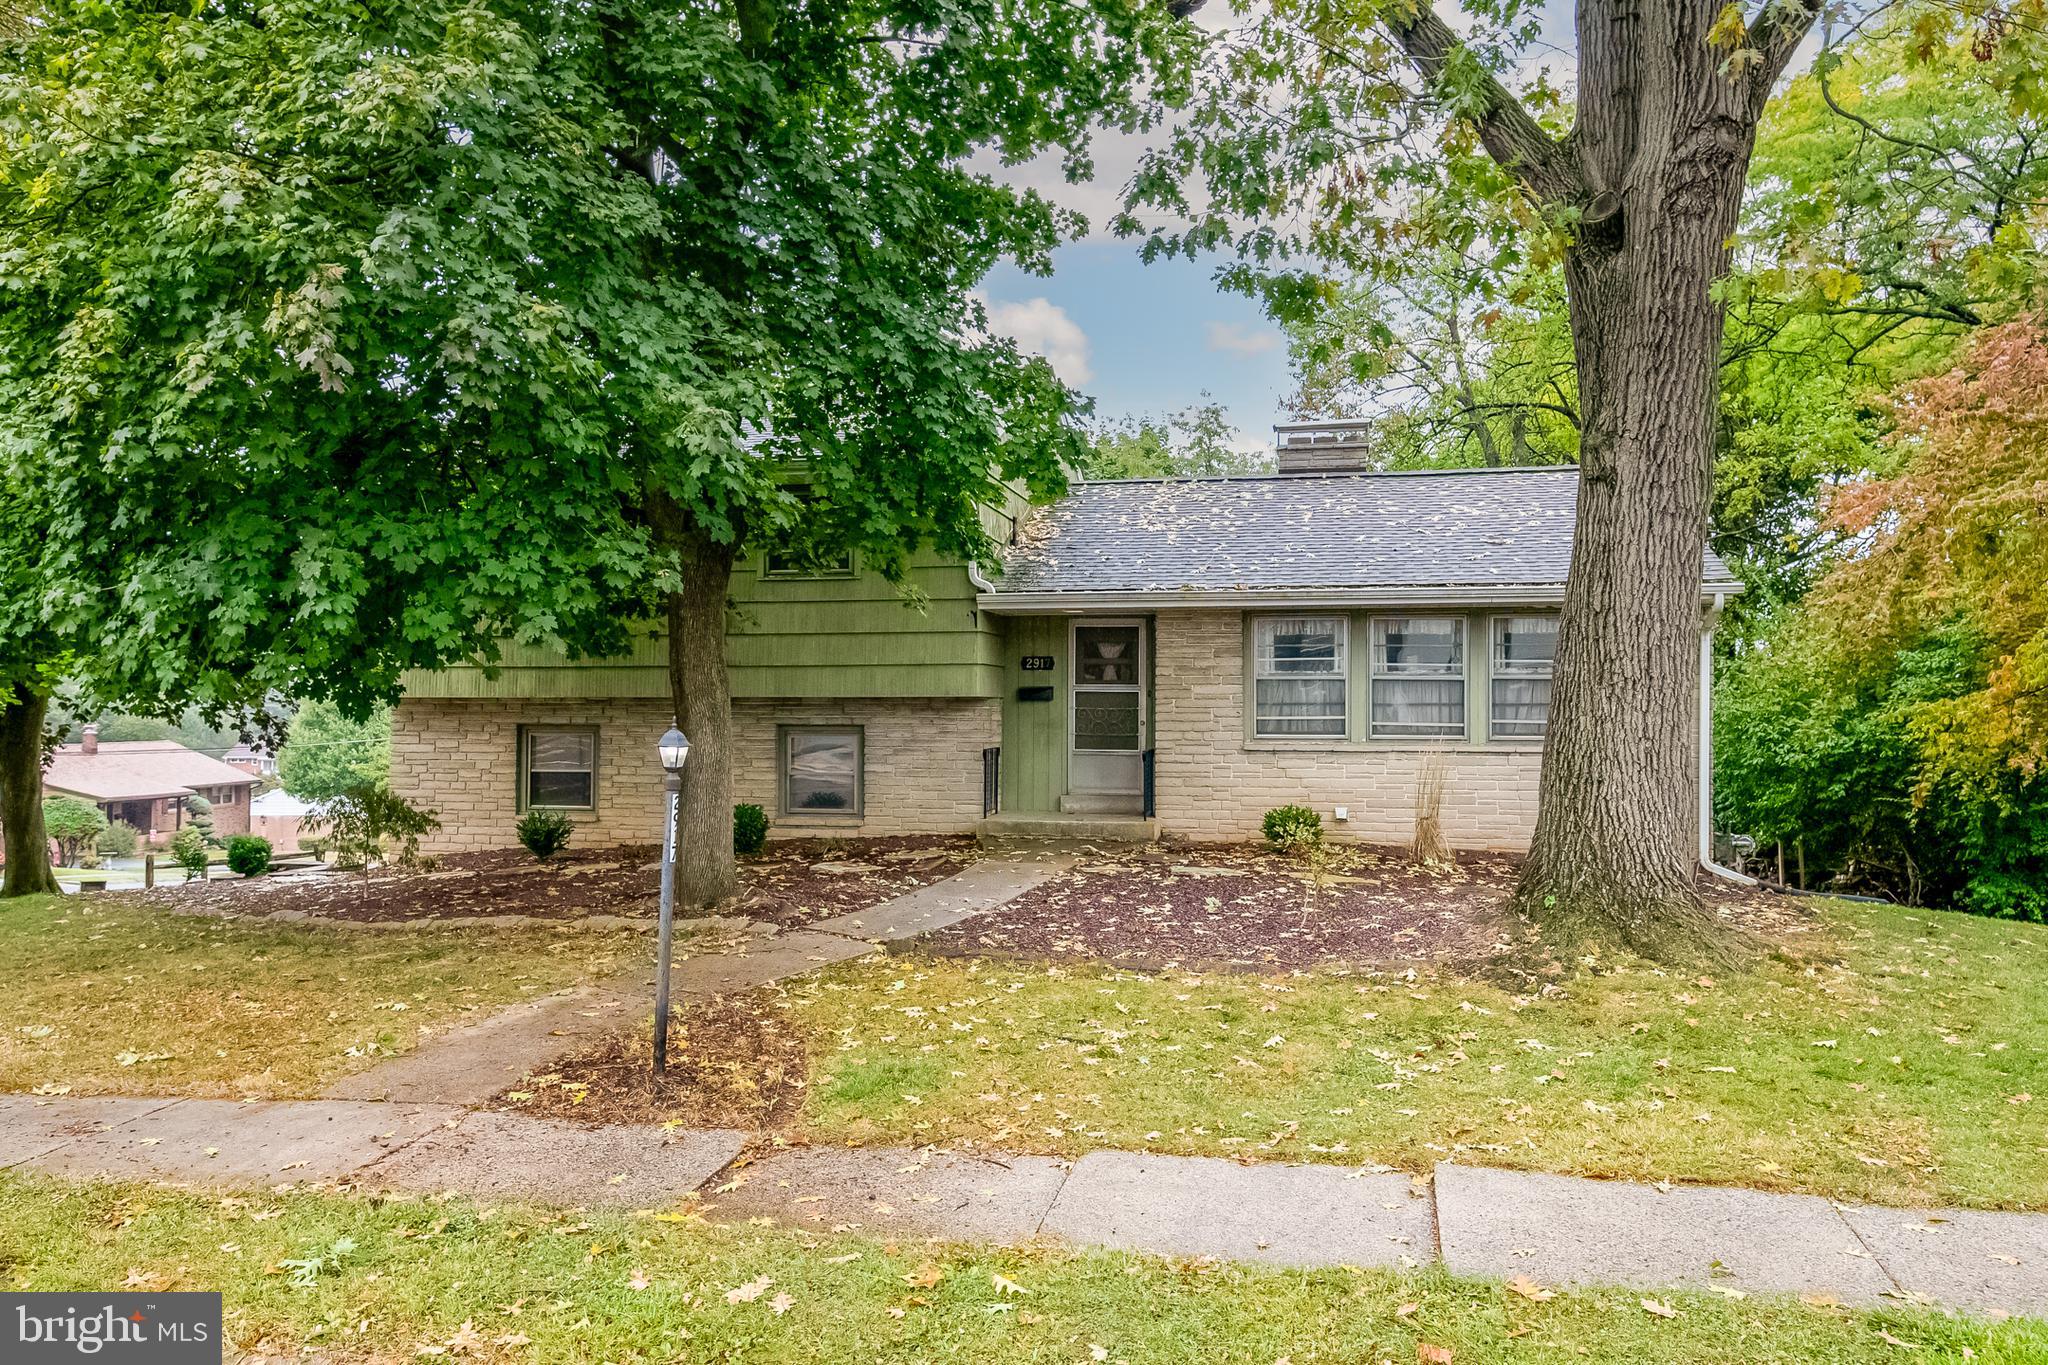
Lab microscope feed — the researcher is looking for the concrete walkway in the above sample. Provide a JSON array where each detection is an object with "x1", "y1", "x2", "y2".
[
  {"x1": 5, "y1": 1093, "x2": 2044, "y2": 1317},
  {"x1": 323, "y1": 851, "x2": 1076, "y2": 1104}
]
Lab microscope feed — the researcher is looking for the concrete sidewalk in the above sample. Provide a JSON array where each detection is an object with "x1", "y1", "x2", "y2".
[{"x1": 6, "y1": 1091, "x2": 2043, "y2": 1318}]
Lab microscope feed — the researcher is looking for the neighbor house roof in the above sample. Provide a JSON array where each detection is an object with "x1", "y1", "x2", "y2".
[
  {"x1": 43, "y1": 741, "x2": 261, "y2": 803},
  {"x1": 983, "y1": 465, "x2": 1741, "y2": 608}
]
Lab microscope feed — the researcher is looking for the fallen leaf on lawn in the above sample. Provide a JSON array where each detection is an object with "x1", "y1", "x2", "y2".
[
  {"x1": 1708, "y1": 1285, "x2": 1748, "y2": 1300},
  {"x1": 628, "y1": 1267, "x2": 651, "y2": 1291},
  {"x1": 1640, "y1": 1298, "x2": 1679, "y2": 1319},
  {"x1": 1417, "y1": 1344, "x2": 1454, "y2": 1364},
  {"x1": 769, "y1": 1292, "x2": 795, "y2": 1316},
  {"x1": 991, "y1": 1272, "x2": 1030, "y2": 1296},
  {"x1": 1506, "y1": 1275, "x2": 1554, "y2": 1303},
  {"x1": 1800, "y1": 1293, "x2": 1844, "y2": 1309},
  {"x1": 29, "y1": 1084, "x2": 70, "y2": 1096},
  {"x1": 1877, "y1": 1330, "x2": 1921, "y2": 1349},
  {"x1": 1089, "y1": 1346, "x2": 1109, "y2": 1361},
  {"x1": 1394, "y1": 1302, "x2": 1420, "y2": 1319},
  {"x1": 902, "y1": 1261, "x2": 944, "y2": 1289},
  {"x1": 443, "y1": 1320, "x2": 485, "y2": 1355},
  {"x1": 724, "y1": 1274, "x2": 773, "y2": 1304}
]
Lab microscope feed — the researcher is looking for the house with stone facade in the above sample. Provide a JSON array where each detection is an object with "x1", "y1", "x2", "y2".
[{"x1": 391, "y1": 425, "x2": 1740, "y2": 855}]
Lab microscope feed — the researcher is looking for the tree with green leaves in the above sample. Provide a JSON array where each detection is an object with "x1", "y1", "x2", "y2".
[
  {"x1": 1084, "y1": 399, "x2": 1268, "y2": 478},
  {"x1": 1132, "y1": 0, "x2": 2042, "y2": 958},
  {"x1": 0, "y1": 0, "x2": 1193, "y2": 907},
  {"x1": 1719, "y1": 320, "x2": 2048, "y2": 919},
  {"x1": 277, "y1": 702, "x2": 391, "y2": 804},
  {"x1": 40, "y1": 796, "x2": 104, "y2": 869}
]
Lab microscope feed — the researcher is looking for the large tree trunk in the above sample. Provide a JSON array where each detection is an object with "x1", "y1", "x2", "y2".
[
  {"x1": 651, "y1": 496, "x2": 740, "y2": 909},
  {"x1": 1507, "y1": 10, "x2": 1759, "y2": 961},
  {"x1": 1, "y1": 688, "x2": 60, "y2": 898}
]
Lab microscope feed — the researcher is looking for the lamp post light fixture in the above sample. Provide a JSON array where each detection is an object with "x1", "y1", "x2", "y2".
[{"x1": 652, "y1": 723, "x2": 690, "y2": 1075}]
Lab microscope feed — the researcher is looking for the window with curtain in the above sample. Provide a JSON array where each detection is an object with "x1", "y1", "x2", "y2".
[
  {"x1": 1490, "y1": 615, "x2": 1558, "y2": 738},
  {"x1": 1370, "y1": 617, "x2": 1465, "y2": 738},
  {"x1": 782, "y1": 727, "x2": 862, "y2": 814},
  {"x1": 1253, "y1": 617, "x2": 1347, "y2": 738},
  {"x1": 522, "y1": 727, "x2": 597, "y2": 809}
]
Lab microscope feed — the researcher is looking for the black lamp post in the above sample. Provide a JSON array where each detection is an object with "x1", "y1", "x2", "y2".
[{"x1": 652, "y1": 723, "x2": 690, "y2": 1074}]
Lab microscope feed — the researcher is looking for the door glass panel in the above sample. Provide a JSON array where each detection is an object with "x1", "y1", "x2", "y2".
[
  {"x1": 1075, "y1": 626, "x2": 1140, "y2": 686},
  {"x1": 1074, "y1": 689, "x2": 1141, "y2": 751}
]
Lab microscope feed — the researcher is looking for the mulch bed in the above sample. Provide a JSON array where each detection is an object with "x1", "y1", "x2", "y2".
[
  {"x1": 493, "y1": 992, "x2": 809, "y2": 1131},
  {"x1": 915, "y1": 843, "x2": 1818, "y2": 973},
  {"x1": 125, "y1": 835, "x2": 978, "y2": 927}
]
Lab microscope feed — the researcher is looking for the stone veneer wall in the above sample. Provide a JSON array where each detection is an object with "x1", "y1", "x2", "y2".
[
  {"x1": 392, "y1": 697, "x2": 1001, "y2": 854},
  {"x1": 1151, "y1": 610, "x2": 1544, "y2": 851}
]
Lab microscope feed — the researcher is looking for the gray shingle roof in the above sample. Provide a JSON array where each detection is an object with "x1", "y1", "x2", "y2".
[{"x1": 992, "y1": 466, "x2": 1737, "y2": 596}]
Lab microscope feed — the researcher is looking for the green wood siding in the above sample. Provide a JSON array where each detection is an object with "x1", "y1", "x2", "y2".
[
  {"x1": 403, "y1": 554, "x2": 1005, "y2": 701},
  {"x1": 998, "y1": 615, "x2": 1069, "y2": 812}
]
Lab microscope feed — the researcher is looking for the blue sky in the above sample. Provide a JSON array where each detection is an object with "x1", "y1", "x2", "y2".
[{"x1": 980, "y1": 244, "x2": 1294, "y2": 455}]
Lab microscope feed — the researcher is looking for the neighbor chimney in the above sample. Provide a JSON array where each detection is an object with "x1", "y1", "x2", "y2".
[
  {"x1": 1273, "y1": 420, "x2": 1376, "y2": 473},
  {"x1": 81, "y1": 723, "x2": 98, "y2": 756}
]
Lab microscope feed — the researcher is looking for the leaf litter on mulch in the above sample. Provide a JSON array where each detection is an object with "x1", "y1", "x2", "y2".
[
  {"x1": 495, "y1": 991, "x2": 811, "y2": 1131},
  {"x1": 127, "y1": 836, "x2": 978, "y2": 927}
]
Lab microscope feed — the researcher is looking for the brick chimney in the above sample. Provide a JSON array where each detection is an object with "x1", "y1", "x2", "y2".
[
  {"x1": 1274, "y1": 420, "x2": 1376, "y2": 473},
  {"x1": 80, "y1": 723, "x2": 98, "y2": 756}
]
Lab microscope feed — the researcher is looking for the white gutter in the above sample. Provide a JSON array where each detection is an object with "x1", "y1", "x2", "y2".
[
  {"x1": 978, "y1": 583, "x2": 1744, "y2": 614},
  {"x1": 1699, "y1": 593, "x2": 1757, "y2": 886}
]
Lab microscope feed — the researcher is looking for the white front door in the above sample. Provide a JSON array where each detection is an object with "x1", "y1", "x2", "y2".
[{"x1": 1069, "y1": 620, "x2": 1144, "y2": 795}]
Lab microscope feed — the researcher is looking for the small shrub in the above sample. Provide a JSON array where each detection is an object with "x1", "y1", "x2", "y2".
[
  {"x1": 733, "y1": 803, "x2": 770, "y2": 856},
  {"x1": 96, "y1": 820, "x2": 140, "y2": 860},
  {"x1": 1262, "y1": 804, "x2": 1324, "y2": 855},
  {"x1": 302, "y1": 836, "x2": 328, "y2": 861},
  {"x1": 517, "y1": 809, "x2": 574, "y2": 861},
  {"x1": 167, "y1": 827, "x2": 211, "y2": 879},
  {"x1": 226, "y1": 835, "x2": 273, "y2": 877},
  {"x1": 306, "y1": 783, "x2": 440, "y2": 878}
]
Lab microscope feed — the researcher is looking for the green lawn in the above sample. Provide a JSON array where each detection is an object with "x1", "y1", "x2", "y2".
[
  {"x1": 777, "y1": 901, "x2": 2047, "y2": 1208},
  {"x1": 0, "y1": 894, "x2": 643, "y2": 1097},
  {"x1": 4, "y1": 1174, "x2": 2038, "y2": 1363}
]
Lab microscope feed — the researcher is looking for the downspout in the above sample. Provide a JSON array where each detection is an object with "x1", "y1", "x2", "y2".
[
  {"x1": 1699, "y1": 593, "x2": 1757, "y2": 886},
  {"x1": 967, "y1": 560, "x2": 996, "y2": 593}
]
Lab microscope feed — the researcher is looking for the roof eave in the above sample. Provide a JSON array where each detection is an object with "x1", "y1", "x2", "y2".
[{"x1": 980, "y1": 580, "x2": 1746, "y2": 613}]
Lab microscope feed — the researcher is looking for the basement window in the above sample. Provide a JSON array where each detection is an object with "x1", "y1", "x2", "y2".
[
  {"x1": 521, "y1": 726, "x2": 597, "y2": 810},
  {"x1": 782, "y1": 727, "x2": 862, "y2": 816}
]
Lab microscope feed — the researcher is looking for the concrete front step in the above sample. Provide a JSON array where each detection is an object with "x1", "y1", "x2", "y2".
[{"x1": 978, "y1": 813, "x2": 1160, "y2": 844}]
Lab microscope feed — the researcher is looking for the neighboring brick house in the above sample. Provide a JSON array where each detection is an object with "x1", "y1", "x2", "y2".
[
  {"x1": 42, "y1": 727, "x2": 257, "y2": 844},
  {"x1": 392, "y1": 424, "x2": 1741, "y2": 854}
]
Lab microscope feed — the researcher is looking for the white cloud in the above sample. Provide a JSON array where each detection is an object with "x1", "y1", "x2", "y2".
[
  {"x1": 978, "y1": 294, "x2": 1094, "y2": 386},
  {"x1": 1205, "y1": 320, "x2": 1282, "y2": 357}
]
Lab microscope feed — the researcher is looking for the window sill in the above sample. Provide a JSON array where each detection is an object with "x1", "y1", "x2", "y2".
[
  {"x1": 777, "y1": 812, "x2": 866, "y2": 826},
  {"x1": 1242, "y1": 738, "x2": 1541, "y2": 755}
]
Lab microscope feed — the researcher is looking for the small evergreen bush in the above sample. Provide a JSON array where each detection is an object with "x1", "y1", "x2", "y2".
[
  {"x1": 182, "y1": 793, "x2": 217, "y2": 845},
  {"x1": 1262, "y1": 804, "x2": 1324, "y2": 854},
  {"x1": 517, "y1": 809, "x2": 574, "y2": 860},
  {"x1": 226, "y1": 835, "x2": 273, "y2": 877},
  {"x1": 733, "y1": 803, "x2": 770, "y2": 856}
]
